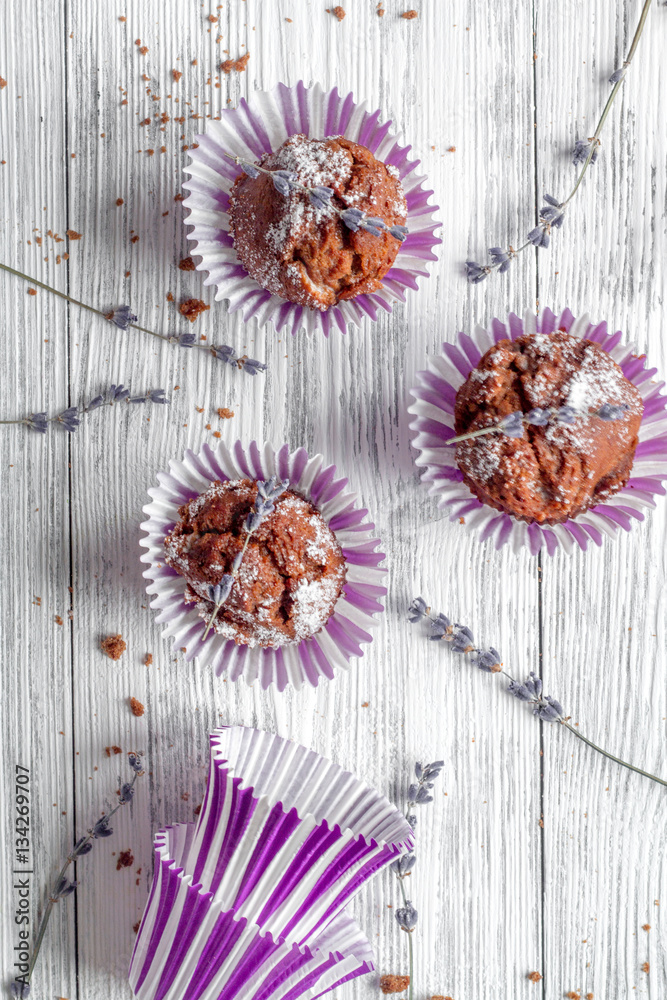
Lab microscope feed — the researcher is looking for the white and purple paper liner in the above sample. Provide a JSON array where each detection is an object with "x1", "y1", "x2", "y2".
[
  {"x1": 182, "y1": 79, "x2": 441, "y2": 336},
  {"x1": 140, "y1": 440, "x2": 387, "y2": 691},
  {"x1": 129, "y1": 727, "x2": 413, "y2": 1000},
  {"x1": 408, "y1": 308, "x2": 667, "y2": 555}
]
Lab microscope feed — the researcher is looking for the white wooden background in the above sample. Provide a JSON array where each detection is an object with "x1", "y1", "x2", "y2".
[{"x1": 1, "y1": 1, "x2": 666, "y2": 998}]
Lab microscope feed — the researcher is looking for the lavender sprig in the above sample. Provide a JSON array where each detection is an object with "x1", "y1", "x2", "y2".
[
  {"x1": 408, "y1": 599, "x2": 667, "y2": 788},
  {"x1": 447, "y1": 402, "x2": 629, "y2": 445},
  {"x1": 227, "y1": 153, "x2": 409, "y2": 243},
  {"x1": 12, "y1": 753, "x2": 145, "y2": 1000},
  {"x1": 0, "y1": 263, "x2": 266, "y2": 375},
  {"x1": 1, "y1": 385, "x2": 169, "y2": 433},
  {"x1": 466, "y1": 0, "x2": 655, "y2": 281},
  {"x1": 201, "y1": 477, "x2": 289, "y2": 640},
  {"x1": 390, "y1": 761, "x2": 443, "y2": 1000}
]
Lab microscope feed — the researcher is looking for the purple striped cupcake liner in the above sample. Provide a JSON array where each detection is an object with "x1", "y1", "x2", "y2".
[
  {"x1": 408, "y1": 308, "x2": 667, "y2": 555},
  {"x1": 129, "y1": 727, "x2": 413, "y2": 1000},
  {"x1": 182, "y1": 79, "x2": 441, "y2": 337},
  {"x1": 140, "y1": 440, "x2": 386, "y2": 691}
]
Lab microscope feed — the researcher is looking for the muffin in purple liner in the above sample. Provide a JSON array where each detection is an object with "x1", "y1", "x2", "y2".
[
  {"x1": 140, "y1": 440, "x2": 386, "y2": 690},
  {"x1": 409, "y1": 308, "x2": 667, "y2": 555},
  {"x1": 183, "y1": 80, "x2": 441, "y2": 336}
]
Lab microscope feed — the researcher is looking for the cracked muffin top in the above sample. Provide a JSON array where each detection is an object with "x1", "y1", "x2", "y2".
[
  {"x1": 228, "y1": 134, "x2": 407, "y2": 312},
  {"x1": 164, "y1": 479, "x2": 346, "y2": 648},
  {"x1": 454, "y1": 331, "x2": 644, "y2": 524}
]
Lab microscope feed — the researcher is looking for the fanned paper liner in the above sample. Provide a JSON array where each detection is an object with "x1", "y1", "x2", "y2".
[
  {"x1": 408, "y1": 308, "x2": 667, "y2": 555},
  {"x1": 182, "y1": 80, "x2": 441, "y2": 336},
  {"x1": 140, "y1": 440, "x2": 386, "y2": 691},
  {"x1": 129, "y1": 727, "x2": 413, "y2": 1000}
]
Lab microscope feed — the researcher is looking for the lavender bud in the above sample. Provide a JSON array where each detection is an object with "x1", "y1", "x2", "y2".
[
  {"x1": 527, "y1": 226, "x2": 550, "y2": 249},
  {"x1": 488, "y1": 247, "x2": 512, "y2": 273},
  {"x1": 85, "y1": 395, "x2": 105, "y2": 411},
  {"x1": 396, "y1": 901, "x2": 418, "y2": 931},
  {"x1": 271, "y1": 169, "x2": 297, "y2": 196},
  {"x1": 242, "y1": 358, "x2": 267, "y2": 376},
  {"x1": 609, "y1": 66, "x2": 626, "y2": 85},
  {"x1": 119, "y1": 782, "x2": 135, "y2": 803},
  {"x1": 178, "y1": 333, "x2": 196, "y2": 348},
  {"x1": 57, "y1": 407, "x2": 80, "y2": 433},
  {"x1": 389, "y1": 224, "x2": 409, "y2": 242},
  {"x1": 556, "y1": 405, "x2": 577, "y2": 425},
  {"x1": 407, "y1": 783, "x2": 419, "y2": 804},
  {"x1": 536, "y1": 703, "x2": 561, "y2": 722},
  {"x1": 498, "y1": 411, "x2": 525, "y2": 438},
  {"x1": 11, "y1": 982, "x2": 31, "y2": 998},
  {"x1": 107, "y1": 305, "x2": 137, "y2": 330},
  {"x1": 449, "y1": 624, "x2": 474, "y2": 653},
  {"x1": 524, "y1": 672, "x2": 543, "y2": 700},
  {"x1": 128, "y1": 752, "x2": 144, "y2": 773},
  {"x1": 415, "y1": 786, "x2": 434, "y2": 804},
  {"x1": 211, "y1": 344, "x2": 236, "y2": 362},
  {"x1": 240, "y1": 160, "x2": 260, "y2": 179},
  {"x1": 129, "y1": 396, "x2": 148, "y2": 404},
  {"x1": 309, "y1": 186, "x2": 334, "y2": 211},
  {"x1": 207, "y1": 575, "x2": 234, "y2": 605},
  {"x1": 93, "y1": 816, "x2": 113, "y2": 838},
  {"x1": 408, "y1": 597, "x2": 429, "y2": 623},
  {"x1": 149, "y1": 389, "x2": 168, "y2": 404},
  {"x1": 597, "y1": 403, "x2": 628, "y2": 421},
  {"x1": 525, "y1": 407, "x2": 551, "y2": 427},
  {"x1": 429, "y1": 613, "x2": 452, "y2": 640},
  {"x1": 110, "y1": 384, "x2": 129, "y2": 402},
  {"x1": 340, "y1": 207, "x2": 364, "y2": 231},
  {"x1": 465, "y1": 260, "x2": 490, "y2": 284},
  {"x1": 73, "y1": 837, "x2": 93, "y2": 856},
  {"x1": 508, "y1": 680, "x2": 533, "y2": 702},
  {"x1": 359, "y1": 217, "x2": 386, "y2": 238},
  {"x1": 390, "y1": 854, "x2": 417, "y2": 877},
  {"x1": 472, "y1": 647, "x2": 501, "y2": 672},
  {"x1": 54, "y1": 875, "x2": 77, "y2": 898},
  {"x1": 27, "y1": 412, "x2": 49, "y2": 433},
  {"x1": 414, "y1": 762, "x2": 423, "y2": 780},
  {"x1": 407, "y1": 813, "x2": 417, "y2": 829},
  {"x1": 545, "y1": 695, "x2": 564, "y2": 716}
]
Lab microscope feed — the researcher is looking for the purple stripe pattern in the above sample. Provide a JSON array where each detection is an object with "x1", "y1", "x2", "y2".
[
  {"x1": 140, "y1": 440, "x2": 386, "y2": 691},
  {"x1": 129, "y1": 727, "x2": 414, "y2": 1000},
  {"x1": 182, "y1": 80, "x2": 441, "y2": 337},
  {"x1": 408, "y1": 308, "x2": 667, "y2": 555}
]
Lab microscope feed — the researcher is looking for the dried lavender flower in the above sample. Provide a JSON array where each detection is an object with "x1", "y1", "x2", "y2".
[
  {"x1": 396, "y1": 901, "x2": 418, "y2": 932},
  {"x1": 202, "y1": 478, "x2": 289, "y2": 640},
  {"x1": 17, "y1": 754, "x2": 145, "y2": 999},
  {"x1": 466, "y1": 0, "x2": 654, "y2": 281},
  {"x1": 106, "y1": 304, "x2": 138, "y2": 330},
  {"x1": 407, "y1": 597, "x2": 429, "y2": 623},
  {"x1": 3, "y1": 384, "x2": 169, "y2": 434},
  {"x1": 447, "y1": 402, "x2": 629, "y2": 445},
  {"x1": 410, "y1": 600, "x2": 667, "y2": 789}
]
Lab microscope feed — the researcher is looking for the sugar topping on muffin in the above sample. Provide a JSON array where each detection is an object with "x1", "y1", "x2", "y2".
[
  {"x1": 228, "y1": 134, "x2": 407, "y2": 311},
  {"x1": 454, "y1": 331, "x2": 644, "y2": 524},
  {"x1": 164, "y1": 479, "x2": 346, "y2": 648}
]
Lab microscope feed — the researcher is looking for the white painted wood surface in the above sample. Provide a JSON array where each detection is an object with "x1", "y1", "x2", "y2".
[{"x1": 1, "y1": 2, "x2": 666, "y2": 998}]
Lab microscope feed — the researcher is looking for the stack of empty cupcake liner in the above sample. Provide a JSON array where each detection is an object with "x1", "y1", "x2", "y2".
[{"x1": 129, "y1": 726, "x2": 414, "y2": 1000}]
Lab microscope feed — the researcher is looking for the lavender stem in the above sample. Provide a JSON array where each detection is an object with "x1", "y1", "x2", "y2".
[{"x1": 560, "y1": 721, "x2": 667, "y2": 788}]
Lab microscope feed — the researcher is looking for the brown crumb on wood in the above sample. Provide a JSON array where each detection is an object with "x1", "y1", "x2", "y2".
[
  {"x1": 119, "y1": 15, "x2": 126, "y2": 21},
  {"x1": 641, "y1": 962, "x2": 650, "y2": 973},
  {"x1": 327, "y1": 6, "x2": 346, "y2": 20},
  {"x1": 54, "y1": 615, "x2": 63, "y2": 625},
  {"x1": 194, "y1": 803, "x2": 202, "y2": 816},
  {"x1": 221, "y1": 52, "x2": 250, "y2": 73},
  {"x1": 401, "y1": 9, "x2": 418, "y2": 18},
  {"x1": 116, "y1": 197, "x2": 124, "y2": 206},
  {"x1": 527, "y1": 971, "x2": 542, "y2": 983},
  {"x1": 180, "y1": 298, "x2": 210, "y2": 322},
  {"x1": 130, "y1": 697, "x2": 145, "y2": 717},
  {"x1": 166, "y1": 292, "x2": 174, "y2": 302},
  {"x1": 208, "y1": 13, "x2": 218, "y2": 21},
  {"x1": 144, "y1": 653, "x2": 153, "y2": 666},
  {"x1": 172, "y1": 69, "x2": 183, "y2": 82},
  {"x1": 565, "y1": 993, "x2": 581, "y2": 999},
  {"x1": 133, "y1": 921, "x2": 140, "y2": 933},
  {"x1": 642, "y1": 923, "x2": 651, "y2": 931},
  {"x1": 586, "y1": 994, "x2": 594, "y2": 999},
  {"x1": 217, "y1": 407, "x2": 234, "y2": 419},
  {"x1": 447, "y1": 146, "x2": 456, "y2": 152},
  {"x1": 116, "y1": 849, "x2": 134, "y2": 870},
  {"x1": 0, "y1": 77, "x2": 7, "y2": 89},
  {"x1": 105, "y1": 745, "x2": 122, "y2": 757},
  {"x1": 380, "y1": 976, "x2": 410, "y2": 995},
  {"x1": 139, "y1": 45, "x2": 148, "y2": 55},
  {"x1": 28, "y1": 288, "x2": 37, "y2": 295},
  {"x1": 174, "y1": 192, "x2": 185, "y2": 201},
  {"x1": 178, "y1": 256, "x2": 196, "y2": 271},
  {"x1": 131, "y1": 235, "x2": 140, "y2": 243},
  {"x1": 101, "y1": 634, "x2": 126, "y2": 660},
  {"x1": 361, "y1": 701, "x2": 369, "y2": 707},
  {"x1": 66, "y1": 229, "x2": 82, "y2": 240},
  {"x1": 212, "y1": 431, "x2": 221, "y2": 438}
]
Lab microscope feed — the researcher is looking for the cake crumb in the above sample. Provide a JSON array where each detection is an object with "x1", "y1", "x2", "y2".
[
  {"x1": 178, "y1": 256, "x2": 196, "y2": 271},
  {"x1": 327, "y1": 5, "x2": 346, "y2": 20},
  {"x1": 217, "y1": 407, "x2": 234, "y2": 419},
  {"x1": 221, "y1": 52, "x2": 250, "y2": 73},
  {"x1": 28, "y1": 288, "x2": 37, "y2": 295},
  {"x1": 172, "y1": 69, "x2": 183, "y2": 82},
  {"x1": 0, "y1": 77, "x2": 7, "y2": 89},
  {"x1": 174, "y1": 192, "x2": 185, "y2": 201},
  {"x1": 565, "y1": 993, "x2": 581, "y2": 999},
  {"x1": 133, "y1": 921, "x2": 140, "y2": 933},
  {"x1": 377, "y1": 3, "x2": 385, "y2": 15},
  {"x1": 642, "y1": 924, "x2": 651, "y2": 931},
  {"x1": 105, "y1": 746, "x2": 122, "y2": 756},
  {"x1": 447, "y1": 145, "x2": 456, "y2": 152},
  {"x1": 527, "y1": 971, "x2": 542, "y2": 983},
  {"x1": 129, "y1": 697, "x2": 145, "y2": 717},
  {"x1": 380, "y1": 976, "x2": 410, "y2": 994},
  {"x1": 401, "y1": 9, "x2": 418, "y2": 17},
  {"x1": 54, "y1": 615, "x2": 63, "y2": 625},
  {"x1": 116, "y1": 197, "x2": 124, "y2": 206},
  {"x1": 166, "y1": 292, "x2": 174, "y2": 302},
  {"x1": 66, "y1": 229, "x2": 82, "y2": 240},
  {"x1": 361, "y1": 701, "x2": 369, "y2": 707},
  {"x1": 116, "y1": 849, "x2": 134, "y2": 870},
  {"x1": 138, "y1": 45, "x2": 148, "y2": 55},
  {"x1": 212, "y1": 431, "x2": 221, "y2": 438},
  {"x1": 641, "y1": 962, "x2": 650, "y2": 973},
  {"x1": 144, "y1": 653, "x2": 153, "y2": 666},
  {"x1": 101, "y1": 634, "x2": 126, "y2": 660},
  {"x1": 180, "y1": 298, "x2": 210, "y2": 322}
]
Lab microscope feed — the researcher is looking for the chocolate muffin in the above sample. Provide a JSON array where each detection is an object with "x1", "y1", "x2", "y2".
[
  {"x1": 164, "y1": 479, "x2": 346, "y2": 648},
  {"x1": 228, "y1": 134, "x2": 407, "y2": 311},
  {"x1": 454, "y1": 331, "x2": 644, "y2": 524}
]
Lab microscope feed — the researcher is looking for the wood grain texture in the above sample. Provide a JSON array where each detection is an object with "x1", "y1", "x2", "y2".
[{"x1": 0, "y1": 1, "x2": 665, "y2": 999}]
